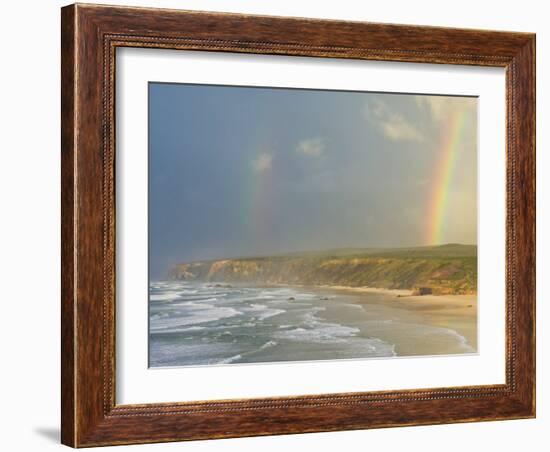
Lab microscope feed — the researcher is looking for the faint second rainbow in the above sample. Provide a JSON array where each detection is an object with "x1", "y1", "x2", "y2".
[{"x1": 425, "y1": 109, "x2": 468, "y2": 245}]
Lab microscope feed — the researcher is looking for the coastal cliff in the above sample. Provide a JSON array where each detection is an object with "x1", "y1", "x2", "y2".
[{"x1": 169, "y1": 244, "x2": 477, "y2": 295}]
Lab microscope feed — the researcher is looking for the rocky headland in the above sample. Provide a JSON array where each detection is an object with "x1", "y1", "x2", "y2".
[{"x1": 169, "y1": 244, "x2": 477, "y2": 295}]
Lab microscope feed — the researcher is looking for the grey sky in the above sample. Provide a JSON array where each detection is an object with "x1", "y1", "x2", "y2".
[{"x1": 149, "y1": 83, "x2": 477, "y2": 278}]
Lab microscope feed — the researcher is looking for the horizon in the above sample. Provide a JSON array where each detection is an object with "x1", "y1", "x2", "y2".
[{"x1": 149, "y1": 83, "x2": 477, "y2": 278}]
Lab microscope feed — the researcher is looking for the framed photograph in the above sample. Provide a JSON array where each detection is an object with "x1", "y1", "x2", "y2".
[{"x1": 61, "y1": 3, "x2": 535, "y2": 447}]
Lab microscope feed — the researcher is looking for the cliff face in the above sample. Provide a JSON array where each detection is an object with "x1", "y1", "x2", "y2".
[{"x1": 169, "y1": 245, "x2": 477, "y2": 295}]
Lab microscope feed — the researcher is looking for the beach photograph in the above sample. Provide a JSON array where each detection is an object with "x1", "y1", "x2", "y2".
[{"x1": 148, "y1": 82, "x2": 477, "y2": 367}]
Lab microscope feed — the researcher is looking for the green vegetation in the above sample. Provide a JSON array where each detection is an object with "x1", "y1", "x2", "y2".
[{"x1": 170, "y1": 244, "x2": 477, "y2": 295}]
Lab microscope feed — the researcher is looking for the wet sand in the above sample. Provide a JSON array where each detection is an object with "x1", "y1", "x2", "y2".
[
  {"x1": 387, "y1": 294, "x2": 477, "y2": 351},
  {"x1": 310, "y1": 286, "x2": 478, "y2": 356}
]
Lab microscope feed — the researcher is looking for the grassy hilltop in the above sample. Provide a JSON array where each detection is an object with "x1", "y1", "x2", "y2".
[{"x1": 169, "y1": 244, "x2": 477, "y2": 295}]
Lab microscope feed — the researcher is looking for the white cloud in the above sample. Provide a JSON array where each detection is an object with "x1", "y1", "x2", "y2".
[
  {"x1": 297, "y1": 138, "x2": 325, "y2": 157},
  {"x1": 415, "y1": 96, "x2": 446, "y2": 121},
  {"x1": 381, "y1": 115, "x2": 424, "y2": 142},
  {"x1": 252, "y1": 152, "x2": 272, "y2": 173},
  {"x1": 365, "y1": 100, "x2": 423, "y2": 142},
  {"x1": 415, "y1": 95, "x2": 477, "y2": 122}
]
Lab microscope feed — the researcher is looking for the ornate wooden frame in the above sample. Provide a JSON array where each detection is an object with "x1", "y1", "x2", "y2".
[{"x1": 61, "y1": 3, "x2": 535, "y2": 447}]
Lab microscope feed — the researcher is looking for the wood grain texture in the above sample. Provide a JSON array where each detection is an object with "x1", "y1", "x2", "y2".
[
  {"x1": 60, "y1": 3, "x2": 536, "y2": 447},
  {"x1": 60, "y1": 5, "x2": 76, "y2": 446}
]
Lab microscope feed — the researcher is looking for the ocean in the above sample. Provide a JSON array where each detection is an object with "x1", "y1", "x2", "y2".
[{"x1": 149, "y1": 280, "x2": 474, "y2": 367}]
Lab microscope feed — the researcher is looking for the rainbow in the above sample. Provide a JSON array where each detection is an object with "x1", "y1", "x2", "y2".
[
  {"x1": 249, "y1": 150, "x2": 274, "y2": 246},
  {"x1": 425, "y1": 109, "x2": 468, "y2": 245},
  {"x1": 244, "y1": 121, "x2": 276, "y2": 249}
]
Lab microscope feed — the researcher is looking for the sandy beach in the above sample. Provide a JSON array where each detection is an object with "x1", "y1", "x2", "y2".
[
  {"x1": 311, "y1": 285, "x2": 478, "y2": 356},
  {"x1": 389, "y1": 293, "x2": 477, "y2": 352},
  {"x1": 319, "y1": 285, "x2": 413, "y2": 297}
]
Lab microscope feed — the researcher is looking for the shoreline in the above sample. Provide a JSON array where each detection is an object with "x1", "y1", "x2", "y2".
[
  {"x1": 154, "y1": 280, "x2": 478, "y2": 358},
  {"x1": 292, "y1": 284, "x2": 478, "y2": 355},
  {"x1": 271, "y1": 282, "x2": 412, "y2": 297},
  {"x1": 204, "y1": 281, "x2": 478, "y2": 352},
  {"x1": 319, "y1": 284, "x2": 412, "y2": 297},
  {"x1": 150, "y1": 283, "x2": 478, "y2": 366}
]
